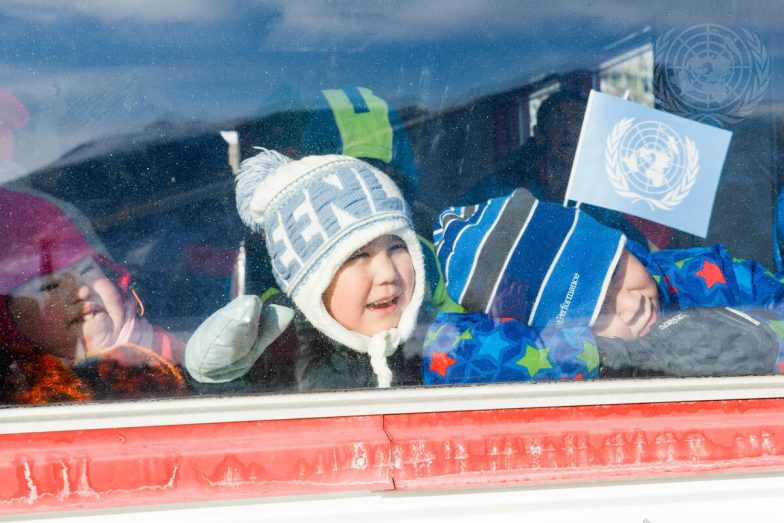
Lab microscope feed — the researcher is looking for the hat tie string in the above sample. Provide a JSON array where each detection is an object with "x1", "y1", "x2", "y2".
[{"x1": 367, "y1": 329, "x2": 400, "y2": 388}]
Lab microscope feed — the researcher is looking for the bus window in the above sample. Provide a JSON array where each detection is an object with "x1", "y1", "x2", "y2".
[{"x1": 0, "y1": 1, "x2": 783, "y2": 406}]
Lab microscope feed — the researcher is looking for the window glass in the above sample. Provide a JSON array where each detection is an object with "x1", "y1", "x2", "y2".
[{"x1": 1, "y1": 1, "x2": 783, "y2": 404}]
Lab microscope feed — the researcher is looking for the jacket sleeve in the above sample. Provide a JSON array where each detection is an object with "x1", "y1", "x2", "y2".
[
  {"x1": 729, "y1": 253, "x2": 784, "y2": 306},
  {"x1": 642, "y1": 243, "x2": 784, "y2": 309},
  {"x1": 422, "y1": 312, "x2": 600, "y2": 385},
  {"x1": 597, "y1": 306, "x2": 782, "y2": 378}
]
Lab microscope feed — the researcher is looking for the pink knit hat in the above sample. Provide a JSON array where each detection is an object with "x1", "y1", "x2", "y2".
[
  {"x1": 0, "y1": 187, "x2": 112, "y2": 295},
  {"x1": 0, "y1": 187, "x2": 130, "y2": 346}
]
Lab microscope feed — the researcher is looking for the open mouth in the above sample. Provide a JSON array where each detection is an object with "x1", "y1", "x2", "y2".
[
  {"x1": 366, "y1": 296, "x2": 399, "y2": 311},
  {"x1": 71, "y1": 304, "x2": 104, "y2": 324}
]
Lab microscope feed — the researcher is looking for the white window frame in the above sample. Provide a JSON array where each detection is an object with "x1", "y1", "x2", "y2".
[{"x1": 3, "y1": 375, "x2": 784, "y2": 435}]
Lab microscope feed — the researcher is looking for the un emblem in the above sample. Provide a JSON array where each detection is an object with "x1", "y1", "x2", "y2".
[
  {"x1": 655, "y1": 24, "x2": 769, "y2": 126},
  {"x1": 605, "y1": 118, "x2": 699, "y2": 211}
]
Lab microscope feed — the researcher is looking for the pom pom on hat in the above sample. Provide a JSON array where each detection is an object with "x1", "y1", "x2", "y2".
[
  {"x1": 434, "y1": 188, "x2": 626, "y2": 330},
  {"x1": 235, "y1": 149, "x2": 425, "y2": 386},
  {"x1": 235, "y1": 148, "x2": 292, "y2": 233}
]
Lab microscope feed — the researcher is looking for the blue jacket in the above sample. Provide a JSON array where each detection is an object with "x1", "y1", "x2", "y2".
[{"x1": 627, "y1": 240, "x2": 784, "y2": 312}]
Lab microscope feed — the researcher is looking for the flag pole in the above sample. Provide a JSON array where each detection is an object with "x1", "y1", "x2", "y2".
[{"x1": 562, "y1": 89, "x2": 604, "y2": 209}]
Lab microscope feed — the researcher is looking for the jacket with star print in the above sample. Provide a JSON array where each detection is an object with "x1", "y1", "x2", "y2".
[
  {"x1": 627, "y1": 240, "x2": 784, "y2": 312},
  {"x1": 423, "y1": 313, "x2": 601, "y2": 384}
]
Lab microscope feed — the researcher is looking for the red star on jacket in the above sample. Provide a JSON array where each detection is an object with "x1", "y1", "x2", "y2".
[
  {"x1": 430, "y1": 351, "x2": 457, "y2": 378},
  {"x1": 695, "y1": 260, "x2": 727, "y2": 289}
]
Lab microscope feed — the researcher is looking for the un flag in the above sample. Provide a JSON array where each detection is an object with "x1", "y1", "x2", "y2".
[{"x1": 565, "y1": 90, "x2": 732, "y2": 237}]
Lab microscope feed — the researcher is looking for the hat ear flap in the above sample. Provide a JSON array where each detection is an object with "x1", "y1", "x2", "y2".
[{"x1": 235, "y1": 148, "x2": 292, "y2": 233}]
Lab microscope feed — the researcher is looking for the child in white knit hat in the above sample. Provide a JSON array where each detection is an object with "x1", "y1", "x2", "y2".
[{"x1": 185, "y1": 149, "x2": 426, "y2": 390}]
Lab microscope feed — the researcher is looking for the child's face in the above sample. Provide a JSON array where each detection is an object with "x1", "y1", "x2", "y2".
[
  {"x1": 8, "y1": 257, "x2": 126, "y2": 362},
  {"x1": 323, "y1": 235, "x2": 415, "y2": 337},
  {"x1": 592, "y1": 249, "x2": 660, "y2": 341}
]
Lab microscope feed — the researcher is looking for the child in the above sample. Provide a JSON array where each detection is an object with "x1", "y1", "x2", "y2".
[
  {"x1": 185, "y1": 149, "x2": 426, "y2": 391},
  {"x1": 424, "y1": 188, "x2": 784, "y2": 383},
  {"x1": 0, "y1": 187, "x2": 187, "y2": 403}
]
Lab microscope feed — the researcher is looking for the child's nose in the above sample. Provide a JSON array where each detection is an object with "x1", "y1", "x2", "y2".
[
  {"x1": 75, "y1": 283, "x2": 91, "y2": 301},
  {"x1": 62, "y1": 272, "x2": 91, "y2": 301},
  {"x1": 374, "y1": 253, "x2": 400, "y2": 285}
]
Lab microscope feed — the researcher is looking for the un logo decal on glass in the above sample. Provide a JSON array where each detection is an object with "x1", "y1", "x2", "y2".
[
  {"x1": 605, "y1": 118, "x2": 699, "y2": 211},
  {"x1": 654, "y1": 24, "x2": 769, "y2": 126}
]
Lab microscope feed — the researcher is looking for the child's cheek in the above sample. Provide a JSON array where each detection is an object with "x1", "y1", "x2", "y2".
[{"x1": 592, "y1": 314, "x2": 632, "y2": 341}]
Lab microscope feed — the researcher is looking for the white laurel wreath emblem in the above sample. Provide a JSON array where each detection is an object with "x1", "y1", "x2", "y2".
[
  {"x1": 604, "y1": 118, "x2": 699, "y2": 211},
  {"x1": 654, "y1": 25, "x2": 769, "y2": 126}
]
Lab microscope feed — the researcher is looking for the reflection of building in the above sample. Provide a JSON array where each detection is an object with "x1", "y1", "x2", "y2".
[
  {"x1": 599, "y1": 43, "x2": 655, "y2": 106},
  {"x1": 526, "y1": 83, "x2": 561, "y2": 140},
  {"x1": 0, "y1": 87, "x2": 29, "y2": 184}
]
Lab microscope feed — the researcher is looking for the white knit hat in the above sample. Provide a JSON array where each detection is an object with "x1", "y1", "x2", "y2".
[{"x1": 235, "y1": 149, "x2": 425, "y2": 387}]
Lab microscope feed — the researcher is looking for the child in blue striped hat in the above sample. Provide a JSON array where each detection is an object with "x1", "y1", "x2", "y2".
[
  {"x1": 424, "y1": 188, "x2": 784, "y2": 384},
  {"x1": 437, "y1": 188, "x2": 633, "y2": 336}
]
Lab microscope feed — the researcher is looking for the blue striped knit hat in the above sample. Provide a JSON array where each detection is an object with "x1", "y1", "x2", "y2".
[
  {"x1": 434, "y1": 189, "x2": 626, "y2": 329},
  {"x1": 235, "y1": 149, "x2": 425, "y2": 386}
]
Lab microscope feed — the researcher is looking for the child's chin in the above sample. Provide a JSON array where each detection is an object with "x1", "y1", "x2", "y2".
[
  {"x1": 80, "y1": 328, "x2": 118, "y2": 354},
  {"x1": 361, "y1": 317, "x2": 402, "y2": 337}
]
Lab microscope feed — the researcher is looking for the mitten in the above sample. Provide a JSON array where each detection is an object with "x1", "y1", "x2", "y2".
[
  {"x1": 597, "y1": 307, "x2": 780, "y2": 378},
  {"x1": 184, "y1": 295, "x2": 294, "y2": 383}
]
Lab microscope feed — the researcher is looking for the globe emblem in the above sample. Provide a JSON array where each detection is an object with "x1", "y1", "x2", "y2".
[
  {"x1": 655, "y1": 24, "x2": 769, "y2": 125},
  {"x1": 605, "y1": 117, "x2": 699, "y2": 211},
  {"x1": 618, "y1": 121, "x2": 686, "y2": 196}
]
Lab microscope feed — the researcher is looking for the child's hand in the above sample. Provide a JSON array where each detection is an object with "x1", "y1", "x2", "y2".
[
  {"x1": 184, "y1": 295, "x2": 294, "y2": 383},
  {"x1": 596, "y1": 307, "x2": 779, "y2": 378}
]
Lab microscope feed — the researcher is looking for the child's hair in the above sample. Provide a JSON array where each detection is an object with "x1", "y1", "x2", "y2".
[
  {"x1": 234, "y1": 149, "x2": 425, "y2": 385},
  {"x1": 434, "y1": 188, "x2": 626, "y2": 330}
]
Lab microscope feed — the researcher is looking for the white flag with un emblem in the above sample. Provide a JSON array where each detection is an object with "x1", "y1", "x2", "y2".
[{"x1": 564, "y1": 90, "x2": 732, "y2": 237}]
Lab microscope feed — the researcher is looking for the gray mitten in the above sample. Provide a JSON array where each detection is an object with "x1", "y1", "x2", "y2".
[
  {"x1": 185, "y1": 295, "x2": 294, "y2": 383},
  {"x1": 597, "y1": 307, "x2": 780, "y2": 378}
]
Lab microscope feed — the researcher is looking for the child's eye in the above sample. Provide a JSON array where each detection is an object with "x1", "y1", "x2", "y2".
[
  {"x1": 39, "y1": 281, "x2": 59, "y2": 293},
  {"x1": 390, "y1": 242, "x2": 408, "y2": 253},
  {"x1": 346, "y1": 250, "x2": 369, "y2": 263},
  {"x1": 80, "y1": 264, "x2": 96, "y2": 276}
]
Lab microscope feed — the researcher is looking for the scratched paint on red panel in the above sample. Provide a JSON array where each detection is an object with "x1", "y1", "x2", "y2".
[
  {"x1": 384, "y1": 399, "x2": 784, "y2": 490},
  {"x1": 0, "y1": 415, "x2": 391, "y2": 515}
]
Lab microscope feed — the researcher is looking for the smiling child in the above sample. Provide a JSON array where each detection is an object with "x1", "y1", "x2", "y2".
[
  {"x1": 8, "y1": 256, "x2": 128, "y2": 363},
  {"x1": 185, "y1": 150, "x2": 425, "y2": 390}
]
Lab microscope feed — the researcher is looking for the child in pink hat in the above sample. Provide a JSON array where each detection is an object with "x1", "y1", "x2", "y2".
[{"x1": 0, "y1": 187, "x2": 186, "y2": 403}]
